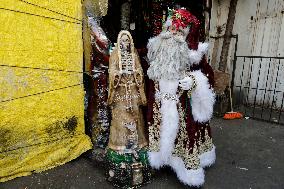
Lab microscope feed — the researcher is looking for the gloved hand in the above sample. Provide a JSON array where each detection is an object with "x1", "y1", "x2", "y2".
[
  {"x1": 179, "y1": 76, "x2": 193, "y2": 91},
  {"x1": 188, "y1": 43, "x2": 209, "y2": 65},
  {"x1": 198, "y1": 42, "x2": 209, "y2": 55}
]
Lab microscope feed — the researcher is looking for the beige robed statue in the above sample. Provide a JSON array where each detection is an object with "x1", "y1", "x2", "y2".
[{"x1": 105, "y1": 30, "x2": 151, "y2": 188}]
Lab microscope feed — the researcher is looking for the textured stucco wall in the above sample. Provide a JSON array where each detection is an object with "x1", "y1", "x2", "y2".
[{"x1": 0, "y1": 0, "x2": 92, "y2": 182}]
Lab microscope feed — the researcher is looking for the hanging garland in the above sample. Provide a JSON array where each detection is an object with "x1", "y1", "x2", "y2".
[
  {"x1": 121, "y1": 1, "x2": 131, "y2": 30},
  {"x1": 150, "y1": 0, "x2": 176, "y2": 36},
  {"x1": 90, "y1": 0, "x2": 108, "y2": 17}
]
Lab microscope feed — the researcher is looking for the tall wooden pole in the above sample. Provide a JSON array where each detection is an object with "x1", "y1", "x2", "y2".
[{"x1": 218, "y1": 0, "x2": 238, "y2": 72}]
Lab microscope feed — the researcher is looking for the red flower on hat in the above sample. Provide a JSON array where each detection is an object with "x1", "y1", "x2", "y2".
[{"x1": 171, "y1": 9, "x2": 195, "y2": 30}]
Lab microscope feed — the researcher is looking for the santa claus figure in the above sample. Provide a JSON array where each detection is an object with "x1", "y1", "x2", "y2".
[{"x1": 146, "y1": 8, "x2": 216, "y2": 186}]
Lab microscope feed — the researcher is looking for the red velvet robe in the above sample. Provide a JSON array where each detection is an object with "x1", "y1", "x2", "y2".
[{"x1": 142, "y1": 11, "x2": 216, "y2": 187}]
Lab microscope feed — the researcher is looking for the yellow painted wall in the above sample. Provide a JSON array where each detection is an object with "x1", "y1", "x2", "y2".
[{"x1": 0, "y1": 0, "x2": 92, "y2": 182}]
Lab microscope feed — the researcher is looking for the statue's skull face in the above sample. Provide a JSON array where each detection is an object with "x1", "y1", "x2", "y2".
[{"x1": 120, "y1": 34, "x2": 130, "y2": 51}]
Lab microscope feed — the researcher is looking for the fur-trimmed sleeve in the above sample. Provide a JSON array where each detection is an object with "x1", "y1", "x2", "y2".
[
  {"x1": 188, "y1": 42, "x2": 209, "y2": 65},
  {"x1": 190, "y1": 70, "x2": 215, "y2": 123}
]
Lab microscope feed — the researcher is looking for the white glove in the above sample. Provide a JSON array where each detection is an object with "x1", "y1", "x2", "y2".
[
  {"x1": 179, "y1": 76, "x2": 193, "y2": 90},
  {"x1": 198, "y1": 42, "x2": 209, "y2": 55},
  {"x1": 188, "y1": 43, "x2": 209, "y2": 65}
]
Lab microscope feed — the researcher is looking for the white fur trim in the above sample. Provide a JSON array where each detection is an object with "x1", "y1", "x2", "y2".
[
  {"x1": 148, "y1": 79, "x2": 180, "y2": 167},
  {"x1": 199, "y1": 145, "x2": 216, "y2": 168},
  {"x1": 190, "y1": 70, "x2": 215, "y2": 123},
  {"x1": 178, "y1": 76, "x2": 193, "y2": 90},
  {"x1": 170, "y1": 156, "x2": 205, "y2": 186},
  {"x1": 159, "y1": 80, "x2": 179, "y2": 163},
  {"x1": 148, "y1": 151, "x2": 165, "y2": 169},
  {"x1": 148, "y1": 79, "x2": 206, "y2": 187},
  {"x1": 188, "y1": 42, "x2": 209, "y2": 65}
]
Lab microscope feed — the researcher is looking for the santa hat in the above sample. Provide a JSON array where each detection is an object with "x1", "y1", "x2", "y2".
[
  {"x1": 162, "y1": 8, "x2": 201, "y2": 51},
  {"x1": 163, "y1": 8, "x2": 200, "y2": 38}
]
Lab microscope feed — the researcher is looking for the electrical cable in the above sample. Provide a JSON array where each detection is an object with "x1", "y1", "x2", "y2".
[
  {"x1": 0, "y1": 83, "x2": 83, "y2": 103},
  {"x1": 0, "y1": 7, "x2": 81, "y2": 24},
  {"x1": 18, "y1": 0, "x2": 82, "y2": 22}
]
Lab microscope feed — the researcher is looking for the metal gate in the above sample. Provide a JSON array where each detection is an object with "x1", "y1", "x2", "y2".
[{"x1": 232, "y1": 56, "x2": 284, "y2": 125}]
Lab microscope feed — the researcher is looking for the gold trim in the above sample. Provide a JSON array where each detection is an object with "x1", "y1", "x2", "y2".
[
  {"x1": 148, "y1": 82, "x2": 162, "y2": 152},
  {"x1": 173, "y1": 103, "x2": 200, "y2": 169},
  {"x1": 198, "y1": 127, "x2": 214, "y2": 155}
]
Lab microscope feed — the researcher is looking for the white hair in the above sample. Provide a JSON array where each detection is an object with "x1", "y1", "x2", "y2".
[{"x1": 147, "y1": 31, "x2": 190, "y2": 80}]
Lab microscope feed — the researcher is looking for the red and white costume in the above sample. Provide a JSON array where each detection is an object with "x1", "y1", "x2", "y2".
[{"x1": 146, "y1": 9, "x2": 216, "y2": 187}]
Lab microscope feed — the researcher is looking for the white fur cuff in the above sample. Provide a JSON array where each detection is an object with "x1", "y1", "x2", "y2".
[
  {"x1": 199, "y1": 145, "x2": 216, "y2": 168},
  {"x1": 170, "y1": 156, "x2": 205, "y2": 186},
  {"x1": 190, "y1": 70, "x2": 215, "y2": 123}
]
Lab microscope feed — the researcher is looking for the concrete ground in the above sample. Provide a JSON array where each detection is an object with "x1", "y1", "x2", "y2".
[{"x1": 1, "y1": 118, "x2": 284, "y2": 189}]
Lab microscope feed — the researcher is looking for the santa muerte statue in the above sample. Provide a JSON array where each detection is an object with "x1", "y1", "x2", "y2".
[
  {"x1": 106, "y1": 30, "x2": 151, "y2": 188},
  {"x1": 146, "y1": 8, "x2": 216, "y2": 187}
]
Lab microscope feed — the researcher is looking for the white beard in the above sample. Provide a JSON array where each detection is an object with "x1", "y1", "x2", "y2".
[{"x1": 147, "y1": 32, "x2": 190, "y2": 81}]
